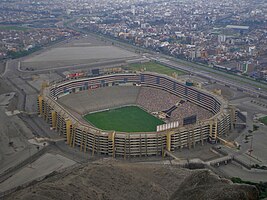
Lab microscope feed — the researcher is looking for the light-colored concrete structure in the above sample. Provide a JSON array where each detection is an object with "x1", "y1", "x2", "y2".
[{"x1": 38, "y1": 72, "x2": 236, "y2": 158}]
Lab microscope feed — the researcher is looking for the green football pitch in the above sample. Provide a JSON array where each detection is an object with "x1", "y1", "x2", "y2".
[
  {"x1": 83, "y1": 106, "x2": 165, "y2": 132},
  {"x1": 259, "y1": 116, "x2": 267, "y2": 125}
]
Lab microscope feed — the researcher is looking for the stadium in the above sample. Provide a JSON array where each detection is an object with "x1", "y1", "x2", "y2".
[{"x1": 38, "y1": 71, "x2": 236, "y2": 158}]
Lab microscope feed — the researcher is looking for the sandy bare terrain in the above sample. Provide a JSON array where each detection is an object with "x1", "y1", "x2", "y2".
[
  {"x1": 23, "y1": 46, "x2": 137, "y2": 63},
  {"x1": 0, "y1": 153, "x2": 76, "y2": 193},
  {"x1": 204, "y1": 83, "x2": 248, "y2": 100},
  {"x1": 0, "y1": 61, "x2": 5, "y2": 74},
  {"x1": 20, "y1": 34, "x2": 140, "y2": 70},
  {"x1": 0, "y1": 78, "x2": 13, "y2": 95},
  {"x1": 5, "y1": 161, "x2": 258, "y2": 200}
]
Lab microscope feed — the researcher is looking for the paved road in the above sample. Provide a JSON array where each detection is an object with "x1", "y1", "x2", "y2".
[
  {"x1": 3, "y1": 31, "x2": 267, "y2": 100},
  {"x1": 1, "y1": 32, "x2": 267, "y2": 189},
  {"x1": 151, "y1": 58, "x2": 267, "y2": 99},
  {"x1": 78, "y1": 31, "x2": 267, "y2": 96},
  {"x1": 215, "y1": 163, "x2": 267, "y2": 183}
]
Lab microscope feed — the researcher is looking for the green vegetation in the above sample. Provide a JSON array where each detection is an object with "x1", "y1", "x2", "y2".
[
  {"x1": 259, "y1": 116, "x2": 267, "y2": 125},
  {"x1": 71, "y1": 30, "x2": 267, "y2": 91},
  {"x1": 0, "y1": 26, "x2": 30, "y2": 31},
  {"x1": 7, "y1": 36, "x2": 66, "y2": 59},
  {"x1": 231, "y1": 177, "x2": 267, "y2": 199},
  {"x1": 86, "y1": 31, "x2": 267, "y2": 90},
  {"x1": 84, "y1": 106, "x2": 165, "y2": 132},
  {"x1": 168, "y1": 56, "x2": 267, "y2": 90},
  {"x1": 124, "y1": 61, "x2": 186, "y2": 77},
  {"x1": 7, "y1": 46, "x2": 42, "y2": 59}
]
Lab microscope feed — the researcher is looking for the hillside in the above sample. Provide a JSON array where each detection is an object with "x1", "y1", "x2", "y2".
[{"x1": 6, "y1": 160, "x2": 258, "y2": 200}]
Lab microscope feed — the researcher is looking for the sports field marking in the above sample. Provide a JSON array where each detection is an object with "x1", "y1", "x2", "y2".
[{"x1": 83, "y1": 106, "x2": 165, "y2": 132}]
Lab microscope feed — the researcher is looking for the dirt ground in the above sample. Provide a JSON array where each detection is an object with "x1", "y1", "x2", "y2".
[
  {"x1": 0, "y1": 61, "x2": 5, "y2": 74},
  {"x1": 0, "y1": 78, "x2": 19, "y2": 111},
  {"x1": 204, "y1": 83, "x2": 248, "y2": 100},
  {"x1": 5, "y1": 160, "x2": 258, "y2": 200},
  {"x1": 20, "y1": 35, "x2": 139, "y2": 70},
  {"x1": 0, "y1": 78, "x2": 12, "y2": 95}
]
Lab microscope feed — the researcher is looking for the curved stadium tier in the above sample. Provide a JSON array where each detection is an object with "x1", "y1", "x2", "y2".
[{"x1": 38, "y1": 72, "x2": 235, "y2": 158}]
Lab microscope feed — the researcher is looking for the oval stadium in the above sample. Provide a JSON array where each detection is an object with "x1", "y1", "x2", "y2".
[{"x1": 38, "y1": 72, "x2": 235, "y2": 158}]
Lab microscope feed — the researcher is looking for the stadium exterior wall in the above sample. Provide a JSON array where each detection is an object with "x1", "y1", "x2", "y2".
[{"x1": 38, "y1": 72, "x2": 235, "y2": 158}]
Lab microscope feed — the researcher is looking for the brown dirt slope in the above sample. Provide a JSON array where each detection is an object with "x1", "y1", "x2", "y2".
[
  {"x1": 5, "y1": 162, "x2": 258, "y2": 200},
  {"x1": 170, "y1": 170, "x2": 259, "y2": 200}
]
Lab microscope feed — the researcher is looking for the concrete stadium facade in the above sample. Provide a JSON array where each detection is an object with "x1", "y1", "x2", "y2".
[{"x1": 38, "y1": 72, "x2": 235, "y2": 158}]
